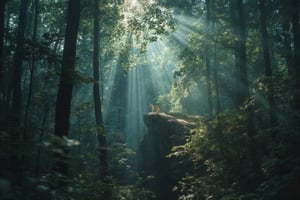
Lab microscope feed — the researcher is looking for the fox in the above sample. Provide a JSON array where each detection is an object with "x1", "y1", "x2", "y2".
[{"x1": 150, "y1": 104, "x2": 160, "y2": 113}]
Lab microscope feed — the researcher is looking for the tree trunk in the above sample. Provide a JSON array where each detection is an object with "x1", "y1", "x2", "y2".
[
  {"x1": 259, "y1": 0, "x2": 277, "y2": 128},
  {"x1": 35, "y1": 107, "x2": 49, "y2": 176},
  {"x1": 214, "y1": 41, "x2": 222, "y2": 113},
  {"x1": 9, "y1": 0, "x2": 29, "y2": 185},
  {"x1": 230, "y1": 0, "x2": 262, "y2": 191},
  {"x1": 0, "y1": 0, "x2": 6, "y2": 116},
  {"x1": 205, "y1": 52, "x2": 213, "y2": 115},
  {"x1": 282, "y1": 18, "x2": 294, "y2": 76},
  {"x1": 24, "y1": 0, "x2": 39, "y2": 151},
  {"x1": 291, "y1": 0, "x2": 300, "y2": 111},
  {"x1": 53, "y1": 0, "x2": 80, "y2": 176},
  {"x1": 0, "y1": 0, "x2": 5, "y2": 81},
  {"x1": 93, "y1": 0, "x2": 109, "y2": 181},
  {"x1": 205, "y1": 0, "x2": 213, "y2": 116},
  {"x1": 76, "y1": 115, "x2": 82, "y2": 175},
  {"x1": 93, "y1": 0, "x2": 111, "y2": 197},
  {"x1": 230, "y1": 0, "x2": 249, "y2": 107}
]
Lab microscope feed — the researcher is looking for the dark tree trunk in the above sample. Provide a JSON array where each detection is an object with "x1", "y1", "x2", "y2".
[
  {"x1": 235, "y1": 0, "x2": 249, "y2": 105},
  {"x1": 230, "y1": 0, "x2": 261, "y2": 191},
  {"x1": 9, "y1": 0, "x2": 29, "y2": 185},
  {"x1": 0, "y1": 0, "x2": 5, "y2": 81},
  {"x1": 11, "y1": 0, "x2": 29, "y2": 125},
  {"x1": 208, "y1": 0, "x2": 221, "y2": 114},
  {"x1": 291, "y1": 0, "x2": 300, "y2": 111},
  {"x1": 282, "y1": 19, "x2": 294, "y2": 76},
  {"x1": 214, "y1": 41, "x2": 222, "y2": 113},
  {"x1": 205, "y1": 52, "x2": 213, "y2": 115},
  {"x1": 35, "y1": 107, "x2": 48, "y2": 176},
  {"x1": 230, "y1": 0, "x2": 249, "y2": 107},
  {"x1": 76, "y1": 115, "x2": 82, "y2": 175},
  {"x1": 205, "y1": 0, "x2": 213, "y2": 116},
  {"x1": 93, "y1": 0, "x2": 107, "y2": 177},
  {"x1": 259, "y1": 0, "x2": 277, "y2": 128},
  {"x1": 24, "y1": 0, "x2": 39, "y2": 149},
  {"x1": 0, "y1": 0, "x2": 6, "y2": 116},
  {"x1": 93, "y1": 0, "x2": 111, "y2": 197},
  {"x1": 53, "y1": 0, "x2": 80, "y2": 175},
  {"x1": 0, "y1": 0, "x2": 6, "y2": 179}
]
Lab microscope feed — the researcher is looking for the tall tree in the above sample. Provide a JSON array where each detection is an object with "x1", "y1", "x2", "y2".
[
  {"x1": 279, "y1": 1, "x2": 294, "y2": 76},
  {"x1": 24, "y1": 0, "x2": 39, "y2": 148},
  {"x1": 209, "y1": 0, "x2": 221, "y2": 113},
  {"x1": 9, "y1": 0, "x2": 29, "y2": 184},
  {"x1": 205, "y1": 0, "x2": 213, "y2": 116},
  {"x1": 230, "y1": 0, "x2": 249, "y2": 107},
  {"x1": 93, "y1": 0, "x2": 109, "y2": 179},
  {"x1": 0, "y1": 0, "x2": 5, "y2": 81},
  {"x1": 259, "y1": 0, "x2": 277, "y2": 127},
  {"x1": 0, "y1": 0, "x2": 6, "y2": 116},
  {"x1": 93, "y1": 1, "x2": 111, "y2": 198},
  {"x1": 282, "y1": 20, "x2": 294, "y2": 76},
  {"x1": 53, "y1": 0, "x2": 81, "y2": 175},
  {"x1": 230, "y1": 0, "x2": 262, "y2": 189},
  {"x1": 291, "y1": 0, "x2": 300, "y2": 111},
  {"x1": 213, "y1": 39, "x2": 222, "y2": 113}
]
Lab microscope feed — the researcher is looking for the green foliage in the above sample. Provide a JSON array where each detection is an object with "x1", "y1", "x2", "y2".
[
  {"x1": 112, "y1": 176, "x2": 156, "y2": 200},
  {"x1": 168, "y1": 111, "x2": 247, "y2": 198},
  {"x1": 157, "y1": 84, "x2": 184, "y2": 112},
  {"x1": 4, "y1": 132, "x2": 154, "y2": 200},
  {"x1": 169, "y1": 99, "x2": 300, "y2": 199},
  {"x1": 175, "y1": 47, "x2": 205, "y2": 85},
  {"x1": 126, "y1": 1, "x2": 176, "y2": 53}
]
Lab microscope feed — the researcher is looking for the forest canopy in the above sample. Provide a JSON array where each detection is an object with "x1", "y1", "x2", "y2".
[{"x1": 0, "y1": 0, "x2": 300, "y2": 199}]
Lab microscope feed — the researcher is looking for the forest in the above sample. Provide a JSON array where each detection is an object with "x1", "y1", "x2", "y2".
[{"x1": 0, "y1": 0, "x2": 300, "y2": 199}]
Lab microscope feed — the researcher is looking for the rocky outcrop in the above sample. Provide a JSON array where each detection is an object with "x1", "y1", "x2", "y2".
[{"x1": 139, "y1": 112, "x2": 203, "y2": 200}]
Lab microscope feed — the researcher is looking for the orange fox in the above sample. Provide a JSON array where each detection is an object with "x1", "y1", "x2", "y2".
[{"x1": 150, "y1": 104, "x2": 160, "y2": 112}]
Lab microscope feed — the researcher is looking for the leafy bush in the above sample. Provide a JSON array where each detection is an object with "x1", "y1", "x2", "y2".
[{"x1": 169, "y1": 106, "x2": 300, "y2": 200}]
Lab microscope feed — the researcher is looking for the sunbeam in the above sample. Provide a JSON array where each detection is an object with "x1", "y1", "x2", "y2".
[
  {"x1": 102, "y1": 5, "x2": 204, "y2": 150},
  {"x1": 124, "y1": 65, "x2": 148, "y2": 148},
  {"x1": 122, "y1": 34, "x2": 187, "y2": 149},
  {"x1": 100, "y1": 1, "x2": 209, "y2": 150}
]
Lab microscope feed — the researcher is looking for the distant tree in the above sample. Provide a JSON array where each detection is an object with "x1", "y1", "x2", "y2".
[
  {"x1": 213, "y1": 39, "x2": 222, "y2": 113},
  {"x1": 93, "y1": 0, "x2": 112, "y2": 198},
  {"x1": 279, "y1": 2, "x2": 294, "y2": 76},
  {"x1": 93, "y1": 0, "x2": 109, "y2": 183},
  {"x1": 53, "y1": 0, "x2": 81, "y2": 175},
  {"x1": 259, "y1": 0, "x2": 277, "y2": 128},
  {"x1": 230, "y1": 0, "x2": 263, "y2": 190},
  {"x1": 208, "y1": 0, "x2": 222, "y2": 114},
  {"x1": 230, "y1": 0, "x2": 249, "y2": 108},
  {"x1": 205, "y1": 0, "x2": 213, "y2": 116}
]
